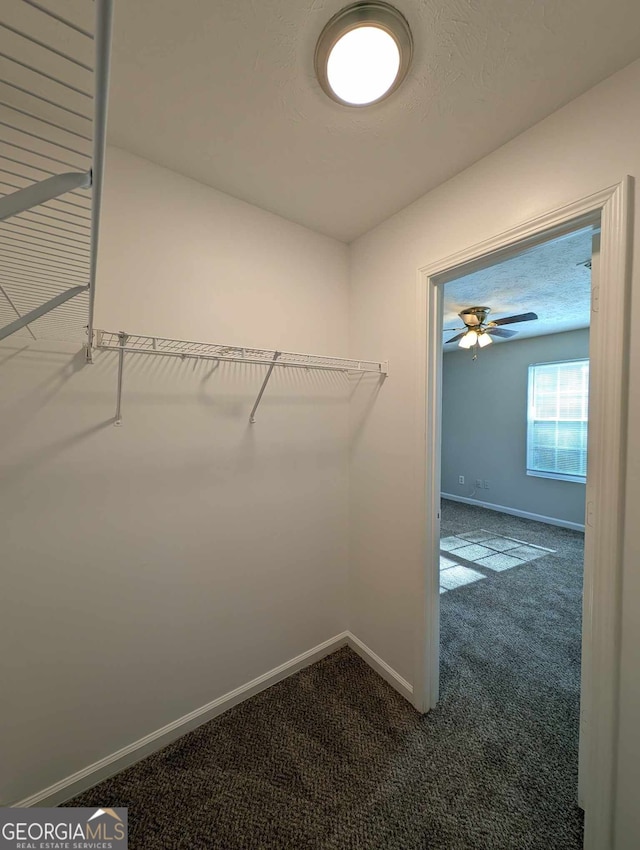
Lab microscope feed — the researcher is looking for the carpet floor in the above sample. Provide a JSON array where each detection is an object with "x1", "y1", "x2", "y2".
[{"x1": 64, "y1": 501, "x2": 585, "y2": 849}]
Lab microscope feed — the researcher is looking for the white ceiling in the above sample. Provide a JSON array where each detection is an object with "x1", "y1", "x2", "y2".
[
  {"x1": 107, "y1": 0, "x2": 640, "y2": 242},
  {"x1": 442, "y1": 227, "x2": 593, "y2": 349}
]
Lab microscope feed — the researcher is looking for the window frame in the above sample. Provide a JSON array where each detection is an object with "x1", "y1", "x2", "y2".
[{"x1": 526, "y1": 357, "x2": 589, "y2": 485}]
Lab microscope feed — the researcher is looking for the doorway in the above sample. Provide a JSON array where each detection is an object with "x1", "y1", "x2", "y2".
[
  {"x1": 414, "y1": 181, "x2": 629, "y2": 850},
  {"x1": 437, "y1": 226, "x2": 592, "y2": 848}
]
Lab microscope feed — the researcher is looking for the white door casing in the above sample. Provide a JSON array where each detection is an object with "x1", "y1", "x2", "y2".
[
  {"x1": 414, "y1": 179, "x2": 630, "y2": 850},
  {"x1": 577, "y1": 229, "x2": 600, "y2": 809}
]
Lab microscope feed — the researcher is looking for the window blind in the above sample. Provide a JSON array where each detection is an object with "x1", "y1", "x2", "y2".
[{"x1": 527, "y1": 359, "x2": 589, "y2": 482}]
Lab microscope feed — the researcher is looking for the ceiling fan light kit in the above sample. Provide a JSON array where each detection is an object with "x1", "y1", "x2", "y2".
[
  {"x1": 315, "y1": 2, "x2": 413, "y2": 106},
  {"x1": 458, "y1": 330, "x2": 478, "y2": 349},
  {"x1": 444, "y1": 305, "x2": 539, "y2": 355}
]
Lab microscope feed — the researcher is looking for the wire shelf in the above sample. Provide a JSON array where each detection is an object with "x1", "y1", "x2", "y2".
[
  {"x1": 0, "y1": 0, "x2": 112, "y2": 347},
  {"x1": 95, "y1": 330, "x2": 387, "y2": 375},
  {"x1": 96, "y1": 329, "x2": 387, "y2": 426}
]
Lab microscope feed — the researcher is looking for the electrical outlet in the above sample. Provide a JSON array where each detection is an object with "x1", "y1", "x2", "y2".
[
  {"x1": 458, "y1": 475, "x2": 465, "y2": 485},
  {"x1": 475, "y1": 479, "x2": 482, "y2": 488},
  {"x1": 484, "y1": 479, "x2": 490, "y2": 490}
]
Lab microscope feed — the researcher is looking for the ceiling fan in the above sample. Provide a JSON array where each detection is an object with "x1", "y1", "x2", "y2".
[{"x1": 444, "y1": 306, "x2": 538, "y2": 349}]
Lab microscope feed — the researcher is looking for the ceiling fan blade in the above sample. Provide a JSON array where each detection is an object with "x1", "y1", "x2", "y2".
[
  {"x1": 444, "y1": 332, "x2": 466, "y2": 344},
  {"x1": 490, "y1": 311, "x2": 538, "y2": 326},
  {"x1": 443, "y1": 326, "x2": 464, "y2": 332},
  {"x1": 487, "y1": 327, "x2": 517, "y2": 338}
]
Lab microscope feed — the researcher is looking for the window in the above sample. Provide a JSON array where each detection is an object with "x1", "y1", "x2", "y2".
[{"x1": 527, "y1": 359, "x2": 589, "y2": 483}]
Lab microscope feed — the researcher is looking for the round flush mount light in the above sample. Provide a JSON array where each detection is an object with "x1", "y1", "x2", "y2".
[{"x1": 315, "y1": 2, "x2": 413, "y2": 107}]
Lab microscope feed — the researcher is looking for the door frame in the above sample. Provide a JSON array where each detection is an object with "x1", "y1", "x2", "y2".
[{"x1": 414, "y1": 178, "x2": 630, "y2": 850}]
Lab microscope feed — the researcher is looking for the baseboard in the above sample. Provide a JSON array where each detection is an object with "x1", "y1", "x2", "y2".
[
  {"x1": 346, "y1": 633, "x2": 413, "y2": 703},
  {"x1": 13, "y1": 630, "x2": 412, "y2": 809},
  {"x1": 13, "y1": 631, "x2": 350, "y2": 808},
  {"x1": 441, "y1": 493, "x2": 585, "y2": 532}
]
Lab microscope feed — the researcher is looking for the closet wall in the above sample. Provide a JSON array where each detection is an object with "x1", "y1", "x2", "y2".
[
  {"x1": 0, "y1": 147, "x2": 350, "y2": 804},
  {"x1": 348, "y1": 57, "x2": 640, "y2": 850}
]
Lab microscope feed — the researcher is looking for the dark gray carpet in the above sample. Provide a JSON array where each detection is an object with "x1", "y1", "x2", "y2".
[{"x1": 64, "y1": 501, "x2": 584, "y2": 849}]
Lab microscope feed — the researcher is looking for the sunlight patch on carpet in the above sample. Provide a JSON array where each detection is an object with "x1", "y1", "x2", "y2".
[
  {"x1": 439, "y1": 563, "x2": 486, "y2": 593},
  {"x1": 439, "y1": 530, "x2": 555, "y2": 591}
]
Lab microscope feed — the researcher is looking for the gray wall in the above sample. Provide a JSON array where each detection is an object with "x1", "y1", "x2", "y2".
[{"x1": 441, "y1": 328, "x2": 589, "y2": 526}]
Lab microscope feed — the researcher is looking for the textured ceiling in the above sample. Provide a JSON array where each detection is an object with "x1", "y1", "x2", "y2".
[
  {"x1": 442, "y1": 227, "x2": 593, "y2": 349},
  {"x1": 106, "y1": 0, "x2": 640, "y2": 242}
]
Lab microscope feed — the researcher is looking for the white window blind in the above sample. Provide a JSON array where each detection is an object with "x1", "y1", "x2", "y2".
[{"x1": 527, "y1": 359, "x2": 589, "y2": 483}]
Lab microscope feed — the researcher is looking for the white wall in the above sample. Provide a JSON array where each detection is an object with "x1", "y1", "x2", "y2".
[
  {"x1": 349, "y1": 58, "x2": 640, "y2": 850},
  {"x1": 441, "y1": 329, "x2": 589, "y2": 526},
  {"x1": 0, "y1": 147, "x2": 350, "y2": 804}
]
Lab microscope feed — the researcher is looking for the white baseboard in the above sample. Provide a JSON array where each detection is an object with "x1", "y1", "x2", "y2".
[
  {"x1": 346, "y1": 633, "x2": 413, "y2": 703},
  {"x1": 14, "y1": 630, "x2": 411, "y2": 808},
  {"x1": 14, "y1": 632, "x2": 350, "y2": 808},
  {"x1": 441, "y1": 492, "x2": 585, "y2": 532}
]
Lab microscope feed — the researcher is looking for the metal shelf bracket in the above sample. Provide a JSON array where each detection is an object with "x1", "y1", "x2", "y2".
[
  {"x1": 249, "y1": 351, "x2": 281, "y2": 424},
  {"x1": 0, "y1": 285, "x2": 88, "y2": 342},
  {"x1": 0, "y1": 172, "x2": 91, "y2": 222},
  {"x1": 114, "y1": 331, "x2": 128, "y2": 426}
]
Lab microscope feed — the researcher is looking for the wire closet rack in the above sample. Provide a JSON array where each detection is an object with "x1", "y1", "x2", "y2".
[
  {"x1": 96, "y1": 330, "x2": 389, "y2": 425},
  {"x1": 0, "y1": 0, "x2": 112, "y2": 352},
  {"x1": 0, "y1": 3, "x2": 388, "y2": 425}
]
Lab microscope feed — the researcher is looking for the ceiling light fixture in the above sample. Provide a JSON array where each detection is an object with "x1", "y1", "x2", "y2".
[
  {"x1": 315, "y1": 2, "x2": 413, "y2": 107},
  {"x1": 444, "y1": 306, "x2": 539, "y2": 353},
  {"x1": 458, "y1": 330, "x2": 478, "y2": 350}
]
